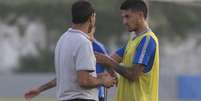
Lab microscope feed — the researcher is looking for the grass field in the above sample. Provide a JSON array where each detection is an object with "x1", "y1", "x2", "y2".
[
  {"x1": 1, "y1": 97, "x2": 201, "y2": 101},
  {"x1": 0, "y1": 97, "x2": 115, "y2": 101},
  {"x1": 0, "y1": 97, "x2": 57, "y2": 101},
  {"x1": 0, "y1": 97, "x2": 114, "y2": 101}
]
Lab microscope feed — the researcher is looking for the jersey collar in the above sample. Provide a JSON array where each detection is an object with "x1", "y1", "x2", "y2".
[
  {"x1": 131, "y1": 27, "x2": 152, "y2": 40},
  {"x1": 68, "y1": 28, "x2": 90, "y2": 39},
  {"x1": 135, "y1": 27, "x2": 151, "y2": 36}
]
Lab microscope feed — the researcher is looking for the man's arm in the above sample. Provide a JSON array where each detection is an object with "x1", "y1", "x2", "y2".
[
  {"x1": 38, "y1": 78, "x2": 56, "y2": 92},
  {"x1": 111, "y1": 52, "x2": 144, "y2": 82},
  {"x1": 77, "y1": 70, "x2": 116, "y2": 89},
  {"x1": 110, "y1": 51, "x2": 123, "y2": 63},
  {"x1": 109, "y1": 52, "x2": 123, "y2": 76},
  {"x1": 95, "y1": 53, "x2": 144, "y2": 82},
  {"x1": 24, "y1": 78, "x2": 56, "y2": 100},
  {"x1": 111, "y1": 63, "x2": 144, "y2": 82}
]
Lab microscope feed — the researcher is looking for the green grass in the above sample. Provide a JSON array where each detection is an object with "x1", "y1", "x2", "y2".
[
  {"x1": 2, "y1": 97, "x2": 201, "y2": 101},
  {"x1": 0, "y1": 97, "x2": 56, "y2": 101},
  {"x1": 0, "y1": 97, "x2": 179, "y2": 101},
  {"x1": 0, "y1": 97, "x2": 113, "y2": 101}
]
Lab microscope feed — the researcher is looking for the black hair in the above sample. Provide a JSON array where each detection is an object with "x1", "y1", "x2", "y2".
[
  {"x1": 120, "y1": 0, "x2": 148, "y2": 19},
  {"x1": 72, "y1": 0, "x2": 95, "y2": 24}
]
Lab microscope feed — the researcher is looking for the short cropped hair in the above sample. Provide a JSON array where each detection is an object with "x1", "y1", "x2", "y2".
[
  {"x1": 72, "y1": 1, "x2": 95, "y2": 24},
  {"x1": 120, "y1": 0, "x2": 148, "y2": 19}
]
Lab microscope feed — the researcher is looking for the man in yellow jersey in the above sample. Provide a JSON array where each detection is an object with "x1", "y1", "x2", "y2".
[{"x1": 95, "y1": 0, "x2": 159, "y2": 101}]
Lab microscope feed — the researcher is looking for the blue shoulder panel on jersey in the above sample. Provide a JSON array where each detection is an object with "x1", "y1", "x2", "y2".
[
  {"x1": 132, "y1": 36, "x2": 156, "y2": 73},
  {"x1": 115, "y1": 46, "x2": 125, "y2": 58},
  {"x1": 92, "y1": 40, "x2": 108, "y2": 54}
]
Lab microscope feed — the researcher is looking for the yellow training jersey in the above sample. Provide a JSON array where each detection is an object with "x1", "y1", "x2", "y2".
[{"x1": 115, "y1": 30, "x2": 159, "y2": 101}]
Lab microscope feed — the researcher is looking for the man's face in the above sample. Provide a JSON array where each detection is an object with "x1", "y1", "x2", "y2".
[{"x1": 121, "y1": 9, "x2": 141, "y2": 32}]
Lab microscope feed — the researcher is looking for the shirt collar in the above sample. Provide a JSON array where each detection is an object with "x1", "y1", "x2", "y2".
[
  {"x1": 135, "y1": 27, "x2": 151, "y2": 36},
  {"x1": 131, "y1": 27, "x2": 152, "y2": 40},
  {"x1": 68, "y1": 28, "x2": 90, "y2": 39}
]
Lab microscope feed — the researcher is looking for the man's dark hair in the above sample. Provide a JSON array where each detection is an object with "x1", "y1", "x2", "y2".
[
  {"x1": 120, "y1": 0, "x2": 148, "y2": 19},
  {"x1": 72, "y1": 1, "x2": 95, "y2": 24}
]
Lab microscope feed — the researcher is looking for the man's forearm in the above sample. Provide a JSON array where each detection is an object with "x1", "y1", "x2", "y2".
[
  {"x1": 95, "y1": 52, "x2": 143, "y2": 82},
  {"x1": 106, "y1": 68, "x2": 116, "y2": 77},
  {"x1": 109, "y1": 61, "x2": 142, "y2": 82},
  {"x1": 77, "y1": 71, "x2": 103, "y2": 89},
  {"x1": 81, "y1": 76, "x2": 102, "y2": 89},
  {"x1": 38, "y1": 78, "x2": 56, "y2": 93},
  {"x1": 112, "y1": 63, "x2": 134, "y2": 81}
]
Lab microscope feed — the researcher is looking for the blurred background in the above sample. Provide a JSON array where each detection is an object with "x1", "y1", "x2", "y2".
[{"x1": 0, "y1": 0, "x2": 201, "y2": 101}]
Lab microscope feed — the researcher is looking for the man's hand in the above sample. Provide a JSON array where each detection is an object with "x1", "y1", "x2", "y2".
[
  {"x1": 95, "y1": 52, "x2": 116, "y2": 68},
  {"x1": 98, "y1": 72, "x2": 118, "y2": 86},
  {"x1": 99, "y1": 72, "x2": 117, "y2": 88},
  {"x1": 24, "y1": 87, "x2": 40, "y2": 101},
  {"x1": 88, "y1": 26, "x2": 96, "y2": 41},
  {"x1": 97, "y1": 72, "x2": 109, "y2": 78},
  {"x1": 108, "y1": 71, "x2": 118, "y2": 86}
]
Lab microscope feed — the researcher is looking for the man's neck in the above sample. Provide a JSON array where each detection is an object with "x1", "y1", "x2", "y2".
[
  {"x1": 72, "y1": 24, "x2": 89, "y2": 35},
  {"x1": 135, "y1": 21, "x2": 149, "y2": 36},
  {"x1": 71, "y1": 23, "x2": 94, "y2": 41}
]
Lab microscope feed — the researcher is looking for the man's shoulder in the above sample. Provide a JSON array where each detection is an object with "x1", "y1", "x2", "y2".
[
  {"x1": 93, "y1": 40, "x2": 103, "y2": 48},
  {"x1": 92, "y1": 39, "x2": 108, "y2": 54},
  {"x1": 66, "y1": 31, "x2": 90, "y2": 44}
]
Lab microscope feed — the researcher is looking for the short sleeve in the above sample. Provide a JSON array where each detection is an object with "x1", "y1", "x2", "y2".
[
  {"x1": 132, "y1": 36, "x2": 156, "y2": 73},
  {"x1": 75, "y1": 41, "x2": 96, "y2": 71},
  {"x1": 115, "y1": 47, "x2": 126, "y2": 58}
]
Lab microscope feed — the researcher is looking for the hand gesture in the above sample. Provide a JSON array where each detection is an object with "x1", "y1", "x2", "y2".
[
  {"x1": 99, "y1": 72, "x2": 118, "y2": 86},
  {"x1": 88, "y1": 26, "x2": 96, "y2": 41},
  {"x1": 100, "y1": 73, "x2": 117, "y2": 88},
  {"x1": 24, "y1": 87, "x2": 40, "y2": 101}
]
